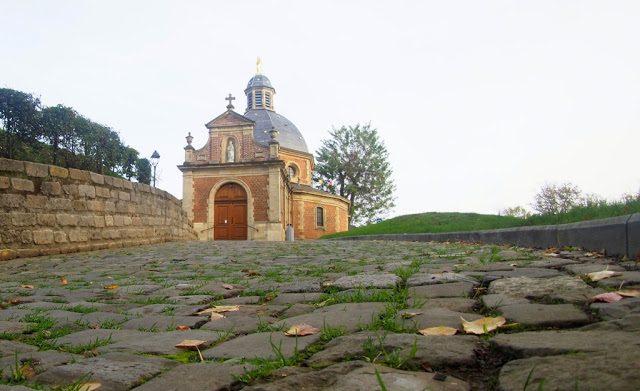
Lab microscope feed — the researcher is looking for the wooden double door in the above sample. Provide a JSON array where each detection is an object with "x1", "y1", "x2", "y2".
[{"x1": 214, "y1": 183, "x2": 247, "y2": 240}]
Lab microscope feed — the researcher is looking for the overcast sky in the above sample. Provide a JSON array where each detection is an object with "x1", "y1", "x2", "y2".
[{"x1": 2, "y1": 1, "x2": 639, "y2": 218}]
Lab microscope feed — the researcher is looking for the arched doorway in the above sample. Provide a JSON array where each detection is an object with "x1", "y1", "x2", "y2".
[{"x1": 214, "y1": 183, "x2": 247, "y2": 240}]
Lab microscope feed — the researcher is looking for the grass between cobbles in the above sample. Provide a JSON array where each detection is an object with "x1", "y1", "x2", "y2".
[{"x1": 321, "y1": 201, "x2": 640, "y2": 239}]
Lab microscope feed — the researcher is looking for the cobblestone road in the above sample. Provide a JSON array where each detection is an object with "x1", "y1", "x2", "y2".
[{"x1": 0, "y1": 240, "x2": 639, "y2": 390}]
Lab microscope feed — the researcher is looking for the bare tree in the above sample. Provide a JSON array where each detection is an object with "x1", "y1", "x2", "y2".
[{"x1": 532, "y1": 183, "x2": 582, "y2": 215}]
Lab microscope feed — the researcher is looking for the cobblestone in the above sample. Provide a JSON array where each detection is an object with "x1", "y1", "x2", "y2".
[{"x1": 0, "y1": 240, "x2": 638, "y2": 390}]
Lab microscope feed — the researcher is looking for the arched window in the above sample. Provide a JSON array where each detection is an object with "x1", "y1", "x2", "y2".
[
  {"x1": 316, "y1": 207, "x2": 325, "y2": 227},
  {"x1": 288, "y1": 165, "x2": 296, "y2": 179}
]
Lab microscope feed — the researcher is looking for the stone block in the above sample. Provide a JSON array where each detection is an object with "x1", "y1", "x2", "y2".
[
  {"x1": 48, "y1": 198, "x2": 73, "y2": 210},
  {"x1": 56, "y1": 214, "x2": 78, "y2": 226},
  {"x1": 116, "y1": 202, "x2": 129, "y2": 213},
  {"x1": 0, "y1": 249, "x2": 18, "y2": 261},
  {"x1": 37, "y1": 214, "x2": 57, "y2": 226},
  {"x1": 96, "y1": 186, "x2": 110, "y2": 198},
  {"x1": 40, "y1": 181, "x2": 62, "y2": 195},
  {"x1": 112, "y1": 178, "x2": 124, "y2": 188},
  {"x1": 105, "y1": 201, "x2": 116, "y2": 213},
  {"x1": 132, "y1": 217, "x2": 142, "y2": 226},
  {"x1": 26, "y1": 195, "x2": 47, "y2": 209},
  {"x1": 73, "y1": 200, "x2": 87, "y2": 211},
  {"x1": 21, "y1": 230, "x2": 33, "y2": 244},
  {"x1": 11, "y1": 178, "x2": 34, "y2": 192},
  {"x1": 68, "y1": 230, "x2": 89, "y2": 242},
  {"x1": 53, "y1": 231, "x2": 68, "y2": 243},
  {"x1": 113, "y1": 215, "x2": 125, "y2": 227},
  {"x1": 123, "y1": 180, "x2": 133, "y2": 190},
  {"x1": 79, "y1": 216, "x2": 94, "y2": 227},
  {"x1": 69, "y1": 168, "x2": 90, "y2": 181},
  {"x1": 78, "y1": 185, "x2": 96, "y2": 198},
  {"x1": 33, "y1": 229, "x2": 54, "y2": 244},
  {"x1": 0, "y1": 229, "x2": 20, "y2": 243},
  {"x1": 94, "y1": 216, "x2": 105, "y2": 228},
  {"x1": 49, "y1": 166, "x2": 69, "y2": 178},
  {"x1": 123, "y1": 216, "x2": 132, "y2": 226},
  {"x1": 24, "y1": 162, "x2": 49, "y2": 177},
  {"x1": 118, "y1": 191, "x2": 130, "y2": 201},
  {"x1": 0, "y1": 212, "x2": 10, "y2": 226},
  {"x1": 0, "y1": 176, "x2": 9, "y2": 189},
  {"x1": 557, "y1": 215, "x2": 628, "y2": 258},
  {"x1": 628, "y1": 214, "x2": 640, "y2": 261},
  {"x1": 0, "y1": 158, "x2": 24, "y2": 172},
  {"x1": 103, "y1": 176, "x2": 114, "y2": 186},
  {"x1": 87, "y1": 200, "x2": 105, "y2": 212},
  {"x1": 89, "y1": 172, "x2": 105, "y2": 185},
  {"x1": 62, "y1": 184, "x2": 78, "y2": 196},
  {"x1": 105, "y1": 216, "x2": 114, "y2": 227},
  {"x1": 11, "y1": 212, "x2": 36, "y2": 226}
]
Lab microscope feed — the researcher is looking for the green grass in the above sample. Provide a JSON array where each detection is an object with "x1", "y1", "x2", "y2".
[{"x1": 321, "y1": 198, "x2": 640, "y2": 239}]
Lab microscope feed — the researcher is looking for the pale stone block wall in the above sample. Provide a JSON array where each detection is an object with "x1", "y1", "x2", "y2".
[{"x1": 0, "y1": 158, "x2": 197, "y2": 261}]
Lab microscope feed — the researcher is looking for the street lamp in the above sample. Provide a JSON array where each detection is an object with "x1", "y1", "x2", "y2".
[{"x1": 150, "y1": 150, "x2": 160, "y2": 187}]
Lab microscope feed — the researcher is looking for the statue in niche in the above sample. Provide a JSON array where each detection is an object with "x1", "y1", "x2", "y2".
[{"x1": 227, "y1": 140, "x2": 235, "y2": 162}]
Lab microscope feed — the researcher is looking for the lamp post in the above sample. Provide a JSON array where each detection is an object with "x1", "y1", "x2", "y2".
[{"x1": 150, "y1": 150, "x2": 160, "y2": 187}]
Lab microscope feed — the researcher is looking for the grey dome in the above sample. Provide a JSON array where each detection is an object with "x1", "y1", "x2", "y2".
[
  {"x1": 245, "y1": 75, "x2": 274, "y2": 91},
  {"x1": 246, "y1": 109, "x2": 309, "y2": 153}
]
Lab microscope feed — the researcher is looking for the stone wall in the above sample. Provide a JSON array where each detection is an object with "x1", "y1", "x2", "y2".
[
  {"x1": 337, "y1": 214, "x2": 640, "y2": 261},
  {"x1": 0, "y1": 158, "x2": 197, "y2": 260}
]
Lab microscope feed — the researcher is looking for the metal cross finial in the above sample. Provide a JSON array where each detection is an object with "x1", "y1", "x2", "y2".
[{"x1": 225, "y1": 94, "x2": 235, "y2": 109}]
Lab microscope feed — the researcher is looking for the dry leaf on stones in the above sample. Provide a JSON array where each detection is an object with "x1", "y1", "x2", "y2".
[
  {"x1": 101, "y1": 284, "x2": 120, "y2": 290},
  {"x1": 284, "y1": 323, "x2": 320, "y2": 336},
  {"x1": 586, "y1": 270, "x2": 622, "y2": 281},
  {"x1": 418, "y1": 326, "x2": 457, "y2": 336},
  {"x1": 210, "y1": 313, "x2": 225, "y2": 321},
  {"x1": 460, "y1": 316, "x2": 506, "y2": 335},
  {"x1": 61, "y1": 278, "x2": 68, "y2": 286},
  {"x1": 76, "y1": 382, "x2": 102, "y2": 390},
  {"x1": 195, "y1": 305, "x2": 240, "y2": 315},
  {"x1": 175, "y1": 326, "x2": 191, "y2": 330},
  {"x1": 591, "y1": 292, "x2": 624, "y2": 303},
  {"x1": 175, "y1": 339, "x2": 208, "y2": 349},
  {"x1": 616, "y1": 289, "x2": 640, "y2": 297},
  {"x1": 221, "y1": 283, "x2": 234, "y2": 290},
  {"x1": 20, "y1": 284, "x2": 35, "y2": 289},
  {"x1": 402, "y1": 311, "x2": 424, "y2": 319}
]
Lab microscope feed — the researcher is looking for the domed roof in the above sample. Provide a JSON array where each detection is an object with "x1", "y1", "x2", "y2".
[
  {"x1": 245, "y1": 74, "x2": 274, "y2": 91},
  {"x1": 246, "y1": 109, "x2": 309, "y2": 153}
]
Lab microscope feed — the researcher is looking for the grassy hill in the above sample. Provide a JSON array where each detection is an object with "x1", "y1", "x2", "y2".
[{"x1": 322, "y1": 198, "x2": 640, "y2": 239}]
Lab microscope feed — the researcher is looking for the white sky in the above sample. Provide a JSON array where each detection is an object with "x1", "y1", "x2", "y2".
[{"x1": 2, "y1": 1, "x2": 639, "y2": 218}]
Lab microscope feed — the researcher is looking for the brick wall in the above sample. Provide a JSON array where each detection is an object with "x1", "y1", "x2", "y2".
[{"x1": 0, "y1": 158, "x2": 197, "y2": 260}]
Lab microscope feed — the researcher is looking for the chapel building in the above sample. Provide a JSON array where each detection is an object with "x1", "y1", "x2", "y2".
[{"x1": 178, "y1": 62, "x2": 350, "y2": 240}]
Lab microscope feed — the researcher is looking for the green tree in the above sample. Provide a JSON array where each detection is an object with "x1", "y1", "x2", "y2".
[
  {"x1": 121, "y1": 147, "x2": 139, "y2": 180},
  {"x1": 0, "y1": 88, "x2": 41, "y2": 159},
  {"x1": 135, "y1": 158, "x2": 152, "y2": 185},
  {"x1": 314, "y1": 123, "x2": 395, "y2": 226},
  {"x1": 40, "y1": 105, "x2": 77, "y2": 166}
]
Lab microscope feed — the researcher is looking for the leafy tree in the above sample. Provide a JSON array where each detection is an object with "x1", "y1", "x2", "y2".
[
  {"x1": 40, "y1": 105, "x2": 77, "y2": 166},
  {"x1": 0, "y1": 88, "x2": 41, "y2": 159},
  {"x1": 135, "y1": 158, "x2": 152, "y2": 185},
  {"x1": 121, "y1": 147, "x2": 139, "y2": 180},
  {"x1": 532, "y1": 182, "x2": 582, "y2": 215},
  {"x1": 314, "y1": 123, "x2": 395, "y2": 226}
]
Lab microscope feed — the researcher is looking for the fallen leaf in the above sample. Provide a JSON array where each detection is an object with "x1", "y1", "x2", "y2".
[
  {"x1": 586, "y1": 270, "x2": 622, "y2": 282},
  {"x1": 16, "y1": 364, "x2": 36, "y2": 379},
  {"x1": 419, "y1": 326, "x2": 457, "y2": 336},
  {"x1": 245, "y1": 272, "x2": 261, "y2": 277},
  {"x1": 21, "y1": 284, "x2": 35, "y2": 289},
  {"x1": 90, "y1": 324, "x2": 100, "y2": 329},
  {"x1": 264, "y1": 293, "x2": 275, "y2": 301},
  {"x1": 210, "y1": 312, "x2": 225, "y2": 321},
  {"x1": 616, "y1": 289, "x2": 640, "y2": 298},
  {"x1": 461, "y1": 316, "x2": 506, "y2": 335},
  {"x1": 221, "y1": 283, "x2": 234, "y2": 290},
  {"x1": 9, "y1": 299, "x2": 22, "y2": 305},
  {"x1": 101, "y1": 284, "x2": 120, "y2": 290},
  {"x1": 195, "y1": 305, "x2": 240, "y2": 315},
  {"x1": 61, "y1": 278, "x2": 68, "y2": 286},
  {"x1": 76, "y1": 382, "x2": 102, "y2": 391},
  {"x1": 284, "y1": 323, "x2": 321, "y2": 336},
  {"x1": 421, "y1": 362, "x2": 433, "y2": 372},
  {"x1": 175, "y1": 339, "x2": 208, "y2": 348},
  {"x1": 175, "y1": 326, "x2": 191, "y2": 330},
  {"x1": 402, "y1": 311, "x2": 424, "y2": 319},
  {"x1": 591, "y1": 292, "x2": 624, "y2": 303}
]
